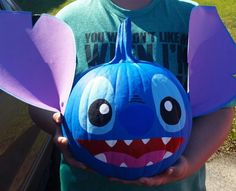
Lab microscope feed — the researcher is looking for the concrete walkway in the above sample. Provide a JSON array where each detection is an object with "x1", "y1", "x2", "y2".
[{"x1": 206, "y1": 153, "x2": 236, "y2": 191}]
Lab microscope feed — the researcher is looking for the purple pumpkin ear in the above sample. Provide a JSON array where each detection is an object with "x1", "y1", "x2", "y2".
[
  {"x1": 0, "y1": 11, "x2": 76, "y2": 114},
  {"x1": 188, "y1": 6, "x2": 236, "y2": 117}
]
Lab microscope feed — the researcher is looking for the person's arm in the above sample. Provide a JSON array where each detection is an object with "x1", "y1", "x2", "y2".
[
  {"x1": 28, "y1": 105, "x2": 87, "y2": 169},
  {"x1": 134, "y1": 107, "x2": 234, "y2": 186},
  {"x1": 182, "y1": 107, "x2": 234, "y2": 175},
  {"x1": 28, "y1": 105, "x2": 56, "y2": 135}
]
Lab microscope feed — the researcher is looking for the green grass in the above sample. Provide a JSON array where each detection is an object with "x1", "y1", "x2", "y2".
[
  {"x1": 15, "y1": 0, "x2": 75, "y2": 15},
  {"x1": 198, "y1": 0, "x2": 236, "y2": 41}
]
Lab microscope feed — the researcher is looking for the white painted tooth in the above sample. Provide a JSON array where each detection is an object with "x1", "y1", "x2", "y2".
[
  {"x1": 124, "y1": 140, "x2": 133, "y2": 145},
  {"x1": 163, "y1": 151, "x2": 173, "y2": 159},
  {"x1": 162, "y1": 137, "x2": 171, "y2": 145},
  {"x1": 95, "y1": 153, "x2": 107, "y2": 163},
  {"x1": 106, "y1": 140, "x2": 117, "y2": 147},
  {"x1": 120, "y1": 163, "x2": 128, "y2": 167},
  {"x1": 146, "y1": 161, "x2": 154, "y2": 166},
  {"x1": 142, "y1": 139, "x2": 150, "y2": 144}
]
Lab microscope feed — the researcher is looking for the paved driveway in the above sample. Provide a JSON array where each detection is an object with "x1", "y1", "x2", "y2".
[{"x1": 206, "y1": 153, "x2": 236, "y2": 191}]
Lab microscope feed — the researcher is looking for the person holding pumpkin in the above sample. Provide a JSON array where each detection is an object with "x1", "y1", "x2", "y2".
[{"x1": 29, "y1": 0, "x2": 235, "y2": 190}]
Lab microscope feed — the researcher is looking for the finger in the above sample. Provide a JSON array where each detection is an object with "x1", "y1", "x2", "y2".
[
  {"x1": 56, "y1": 136, "x2": 87, "y2": 169},
  {"x1": 110, "y1": 178, "x2": 142, "y2": 185},
  {"x1": 53, "y1": 116, "x2": 64, "y2": 141},
  {"x1": 139, "y1": 157, "x2": 188, "y2": 186},
  {"x1": 52, "y1": 112, "x2": 63, "y2": 124},
  {"x1": 166, "y1": 156, "x2": 188, "y2": 178},
  {"x1": 139, "y1": 177, "x2": 163, "y2": 186},
  {"x1": 138, "y1": 167, "x2": 177, "y2": 186},
  {"x1": 53, "y1": 126, "x2": 63, "y2": 144}
]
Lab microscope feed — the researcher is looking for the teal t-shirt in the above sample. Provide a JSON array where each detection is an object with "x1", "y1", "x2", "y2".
[
  {"x1": 56, "y1": 0, "x2": 207, "y2": 191},
  {"x1": 60, "y1": 157, "x2": 206, "y2": 191},
  {"x1": 57, "y1": 0, "x2": 198, "y2": 88}
]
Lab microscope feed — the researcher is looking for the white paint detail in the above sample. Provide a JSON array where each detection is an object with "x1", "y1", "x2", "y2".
[
  {"x1": 162, "y1": 137, "x2": 171, "y2": 145},
  {"x1": 99, "y1": 103, "x2": 110, "y2": 115},
  {"x1": 164, "y1": 100, "x2": 173, "y2": 111},
  {"x1": 163, "y1": 151, "x2": 173, "y2": 159},
  {"x1": 142, "y1": 139, "x2": 150, "y2": 144},
  {"x1": 120, "y1": 163, "x2": 128, "y2": 167},
  {"x1": 95, "y1": 153, "x2": 107, "y2": 163},
  {"x1": 146, "y1": 161, "x2": 154, "y2": 166},
  {"x1": 105, "y1": 140, "x2": 117, "y2": 147},
  {"x1": 124, "y1": 140, "x2": 133, "y2": 145}
]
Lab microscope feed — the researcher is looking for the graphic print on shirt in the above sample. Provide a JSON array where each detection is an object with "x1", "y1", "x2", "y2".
[{"x1": 84, "y1": 31, "x2": 188, "y2": 88}]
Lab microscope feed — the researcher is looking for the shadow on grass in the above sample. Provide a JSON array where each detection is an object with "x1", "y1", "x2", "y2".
[{"x1": 15, "y1": 0, "x2": 68, "y2": 14}]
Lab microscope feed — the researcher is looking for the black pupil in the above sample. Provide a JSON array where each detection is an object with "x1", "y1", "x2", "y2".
[
  {"x1": 88, "y1": 99, "x2": 112, "y2": 127},
  {"x1": 160, "y1": 97, "x2": 181, "y2": 125}
]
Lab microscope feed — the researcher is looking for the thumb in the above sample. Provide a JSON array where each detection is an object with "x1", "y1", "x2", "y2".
[
  {"x1": 56, "y1": 136, "x2": 69, "y2": 150},
  {"x1": 52, "y1": 112, "x2": 63, "y2": 124},
  {"x1": 167, "y1": 156, "x2": 188, "y2": 178}
]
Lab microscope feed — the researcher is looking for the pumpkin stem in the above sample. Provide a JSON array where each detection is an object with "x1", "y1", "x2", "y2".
[{"x1": 110, "y1": 18, "x2": 138, "y2": 63}]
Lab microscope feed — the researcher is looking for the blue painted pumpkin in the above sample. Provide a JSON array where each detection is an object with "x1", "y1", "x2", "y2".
[{"x1": 62, "y1": 19, "x2": 192, "y2": 180}]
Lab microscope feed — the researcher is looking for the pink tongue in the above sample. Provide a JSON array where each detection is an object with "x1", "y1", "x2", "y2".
[{"x1": 100, "y1": 150, "x2": 166, "y2": 168}]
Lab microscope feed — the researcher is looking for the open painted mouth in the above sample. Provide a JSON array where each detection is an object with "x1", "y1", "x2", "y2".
[{"x1": 78, "y1": 137, "x2": 183, "y2": 168}]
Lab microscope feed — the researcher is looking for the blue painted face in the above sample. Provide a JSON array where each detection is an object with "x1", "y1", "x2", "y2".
[{"x1": 62, "y1": 19, "x2": 192, "y2": 180}]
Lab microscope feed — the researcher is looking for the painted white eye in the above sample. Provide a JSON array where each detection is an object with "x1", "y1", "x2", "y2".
[
  {"x1": 160, "y1": 96, "x2": 181, "y2": 125},
  {"x1": 164, "y1": 100, "x2": 173, "y2": 111},
  {"x1": 152, "y1": 74, "x2": 186, "y2": 132},
  {"x1": 99, "y1": 103, "x2": 110, "y2": 115},
  {"x1": 88, "y1": 99, "x2": 112, "y2": 127},
  {"x1": 79, "y1": 76, "x2": 115, "y2": 134}
]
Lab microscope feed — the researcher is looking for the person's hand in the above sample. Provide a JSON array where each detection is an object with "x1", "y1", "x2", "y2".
[
  {"x1": 110, "y1": 156, "x2": 190, "y2": 186},
  {"x1": 52, "y1": 112, "x2": 87, "y2": 170}
]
